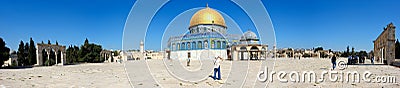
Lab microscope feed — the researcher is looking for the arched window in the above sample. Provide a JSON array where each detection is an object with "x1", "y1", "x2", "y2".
[
  {"x1": 187, "y1": 42, "x2": 191, "y2": 50},
  {"x1": 211, "y1": 40, "x2": 215, "y2": 49},
  {"x1": 222, "y1": 41, "x2": 226, "y2": 49},
  {"x1": 172, "y1": 43, "x2": 176, "y2": 51},
  {"x1": 192, "y1": 42, "x2": 196, "y2": 50},
  {"x1": 198, "y1": 41, "x2": 202, "y2": 49},
  {"x1": 177, "y1": 43, "x2": 180, "y2": 50},
  {"x1": 216, "y1": 41, "x2": 221, "y2": 49},
  {"x1": 204, "y1": 41, "x2": 208, "y2": 49},
  {"x1": 181, "y1": 43, "x2": 185, "y2": 50}
]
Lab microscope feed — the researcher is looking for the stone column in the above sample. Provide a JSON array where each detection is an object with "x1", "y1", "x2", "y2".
[
  {"x1": 105, "y1": 54, "x2": 108, "y2": 62},
  {"x1": 47, "y1": 51, "x2": 50, "y2": 65},
  {"x1": 105, "y1": 54, "x2": 107, "y2": 62},
  {"x1": 55, "y1": 51, "x2": 58, "y2": 65},
  {"x1": 381, "y1": 48, "x2": 384, "y2": 63},
  {"x1": 108, "y1": 54, "x2": 111, "y2": 62},
  {"x1": 61, "y1": 52, "x2": 64, "y2": 65},
  {"x1": 36, "y1": 49, "x2": 40, "y2": 65}
]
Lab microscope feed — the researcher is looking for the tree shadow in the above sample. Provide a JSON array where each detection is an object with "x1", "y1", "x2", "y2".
[{"x1": 0, "y1": 66, "x2": 33, "y2": 69}]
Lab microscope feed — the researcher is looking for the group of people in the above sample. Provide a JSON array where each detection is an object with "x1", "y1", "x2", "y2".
[
  {"x1": 347, "y1": 55, "x2": 367, "y2": 64},
  {"x1": 331, "y1": 55, "x2": 376, "y2": 70}
]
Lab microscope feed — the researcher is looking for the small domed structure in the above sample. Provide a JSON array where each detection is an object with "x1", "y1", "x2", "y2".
[
  {"x1": 241, "y1": 30, "x2": 259, "y2": 40},
  {"x1": 240, "y1": 30, "x2": 259, "y2": 44}
]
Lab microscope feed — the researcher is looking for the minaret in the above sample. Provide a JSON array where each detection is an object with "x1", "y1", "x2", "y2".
[{"x1": 140, "y1": 40, "x2": 144, "y2": 53}]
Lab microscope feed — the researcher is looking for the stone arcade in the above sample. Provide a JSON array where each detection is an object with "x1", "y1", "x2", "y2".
[
  {"x1": 101, "y1": 50, "x2": 114, "y2": 62},
  {"x1": 36, "y1": 44, "x2": 66, "y2": 65}
]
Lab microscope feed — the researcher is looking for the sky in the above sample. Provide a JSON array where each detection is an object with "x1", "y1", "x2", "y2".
[{"x1": 1, "y1": 0, "x2": 399, "y2": 52}]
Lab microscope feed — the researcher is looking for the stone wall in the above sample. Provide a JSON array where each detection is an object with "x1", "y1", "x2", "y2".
[{"x1": 373, "y1": 23, "x2": 396, "y2": 65}]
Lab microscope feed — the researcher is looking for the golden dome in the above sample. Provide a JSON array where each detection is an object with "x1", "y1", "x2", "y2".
[{"x1": 189, "y1": 6, "x2": 226, "y2": 27}]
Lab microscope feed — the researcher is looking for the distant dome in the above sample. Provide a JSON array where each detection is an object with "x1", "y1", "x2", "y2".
[{"x1": 241, "y1": 30, "x2": 258, "y2": 40}]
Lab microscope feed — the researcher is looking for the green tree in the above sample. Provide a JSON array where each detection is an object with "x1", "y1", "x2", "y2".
[
  {"x1": 314, "y1": 47, "x2": 323, "y2": 52},
  {"x1": 79, "y1": 46, "x2": 88, "y2": 62},
  {"x1": 84, "y1": 38, "x2": 89, "y2": 45},
  {"x1": 358, "y1": 51, "x2": 368, "y2": 57},
  {"x1": 28, "y1": 38, "x2": 36, "y2": 65},
  {"x1": 73, "y1": 46, "x2": 79, "y2": 62},
  {"x1": 0, "y1": 38, "x2": 10, "y2": 66},
  {"x1": 78, "y1": 38, "x2": 103, "y2": 63},
  {"x1": 47, "y1": 50, "x2": 56, "y2": 66},
  {"x1": 351, "y1": 47, "x2": 355, "y2": 56},
  {"x1": 66, "y1": 46, "x2": 73, "y2": 64},
  {"x1": 41, "y1": 49, "x2": 47, "y2": 65},
  {"x1": 56, "y1": 50, "x2": 61, "y2": 64},
  {"x1": 24, "y1": 43, "x2": 29, "y2": 65},
  {"x1": 113, "y1": 51, "x2": 120, "y2": 56},
  {"x1": 17, "y1": 41, "x2": 25, "y2": 66},
  {"x1": 48, "y1": 40, "x2": 51, "y2": 45},
  {"x1": 66, "y1": 45, "x2": 80, "y2": 64}
]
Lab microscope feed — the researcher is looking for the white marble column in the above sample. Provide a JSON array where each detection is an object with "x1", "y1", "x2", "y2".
[
  {"x1": 36, "y1": 49, "x2": 40, "y2": 65},
  {"x1": 55, "y1": 51, "x2": 58, "y2": 65},
  {"x1": 47, "y1": 51, "x2": 50, "y2": 65},
  {"x1": 61, "y1": 52, "x2": 64, "y2": 65}
]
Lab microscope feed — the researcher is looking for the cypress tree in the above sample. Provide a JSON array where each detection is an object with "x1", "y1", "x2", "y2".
[
  {"x1": 0, "y1": 38, "x2": 10, "y2": 66},
  {"x1": 24, "y1": 43, "x2": 29, "y2": 65},
  {"x1": 28, "y1": 38, "x2": 37, "y2": 65},
  {"x1": 17, "y1": 41, "x2": 24, "y2": 66}
]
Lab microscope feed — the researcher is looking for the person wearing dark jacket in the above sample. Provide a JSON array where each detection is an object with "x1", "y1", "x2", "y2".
[{"x1": 331, "y1": 55, "x2": 337, "y2": 70}]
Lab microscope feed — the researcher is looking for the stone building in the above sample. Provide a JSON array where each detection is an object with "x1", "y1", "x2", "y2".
[
  {"x1": 100, "y1": 50, "x2": 115, "y2": 62},
  {"x1": 3, "y1": 52, "x2": 17, "y2": 67},
  {"x1": 120, "y1": 41, "x2": 164, "y2": 60},
  {"x1": 373, "y1": 23, "x2": 396, "y2": 65},
  {"x1": 230, "y1": 31, "x2": 268, "y2": 60}
]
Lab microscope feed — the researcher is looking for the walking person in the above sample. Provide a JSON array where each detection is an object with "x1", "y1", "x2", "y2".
[
  {"x1": 213, "y1": 56, "x2": 222, "y2": 80},
  {"x1": 187, "y1": 52, "x2": 191, "y2": 66},
  {"x1": 331, "y1": 55, "x2": 337, "y2": 70},
  {"x1": 371, "y1": 56, "x2": 375, "y2": 64}
]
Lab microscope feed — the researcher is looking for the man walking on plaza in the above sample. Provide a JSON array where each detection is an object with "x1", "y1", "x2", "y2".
[
  {"x1": 187, "y1": 53, "x2": 191, "y2": 66},
  {"x1": 371, "y1": 56, "x2": 375, "y2": 64},
  {"x1": 331, "y1": 55, "x2": 337, "y2": 70}
]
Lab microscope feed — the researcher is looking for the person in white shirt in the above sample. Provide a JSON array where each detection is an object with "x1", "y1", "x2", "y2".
[{"x1": 213, "y1": 56, "x2": 222, "y2": 80}]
